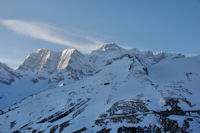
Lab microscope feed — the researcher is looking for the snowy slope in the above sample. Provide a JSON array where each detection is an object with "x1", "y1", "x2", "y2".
[
  {"x1": 0, "y1": 62, "x2": 20, "y2": 85},
  {"x1": 0, "y1": 48, "x2": 95, "y2": 110},
  {"x1": 148, "y1": 55, "x2": 200, "y2": 110},
  {"x1": 0, "y1": 44, "x2": 199, "y2": 133}
]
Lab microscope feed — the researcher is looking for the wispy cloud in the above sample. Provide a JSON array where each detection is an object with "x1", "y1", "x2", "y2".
[{"x1": 0, "y1": 19, "x2": 104, "y2": 52}]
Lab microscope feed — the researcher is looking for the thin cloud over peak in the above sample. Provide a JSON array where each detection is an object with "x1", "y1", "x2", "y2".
[{"x1": 0, "y1": 19, "x2": 104, "y2": 53}]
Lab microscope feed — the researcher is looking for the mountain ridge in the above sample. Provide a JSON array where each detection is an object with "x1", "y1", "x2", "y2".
[
  {"x1": 1, "y1": 43, "x2": 185, "y2": 86},
  {"x1": 0, "y1": 44, "x2": 199, "y2": 133}
]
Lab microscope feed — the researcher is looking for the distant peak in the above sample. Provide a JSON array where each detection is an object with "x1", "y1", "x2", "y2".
[
  {"x1": 153, "y1": 51, "x2": 165, "y2": 56},
  {"x1": 61, "y1": 48, "x2": 82, "y2": 56},
  {"x1": 101, "y1": 43, "x2": 120, "y2": 48},
  {"x1": 99, "y1": 43, "x2": 123, "y2": 51},
  {"x1": 36, "y1": 48, "x2": 50, "y2": 53},
  {"x1": 62, "y1": 48, "x2": 76, "y2": 53}
]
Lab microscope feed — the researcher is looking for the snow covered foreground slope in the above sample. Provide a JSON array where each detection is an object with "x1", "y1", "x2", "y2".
[{"x1": 0, "y1": 44, "x2": 200, "y2": 133}]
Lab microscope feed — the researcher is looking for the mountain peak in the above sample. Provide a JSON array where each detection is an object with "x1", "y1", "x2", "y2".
[
  {"x1": 36, "y1": 48, "x2": 49, "y2": 53},
  {"x1": 100, "y1": 43, "x2": 123, "y2": 51},
  {"x1": 18, "y1": 48, "x2": 60, "y2": 74},
  {"x1": 61, "y1": 48, "x2": 81, "y2": 56},
  {"x1": 35, "y1": 48, "x2": 56, "y2": 56},
  {"x1": 57, "y1": 48, "x2": 84, "y2": 70}
]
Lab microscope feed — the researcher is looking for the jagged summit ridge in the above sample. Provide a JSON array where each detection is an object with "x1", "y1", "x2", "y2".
[
  {"x1": 18, "y1": 48, "x2": 60, "y2": 73},
  {"x1": 99, "y1": 43, "x2": 124, "y2": 51},
  {"x1": 92, "y1": 43, "x2": 127, "y2": 55},
  {"x1": 18, "y1": 48, "x2": 90, "y2": 73},
  {"x1": 2, "y1": 43, "x2": 185, "y2": 84}
]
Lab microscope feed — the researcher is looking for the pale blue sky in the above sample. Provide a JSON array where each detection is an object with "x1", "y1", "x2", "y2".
[{"x1": 0, "y1": 0, "x2": 200, "y2": 68}]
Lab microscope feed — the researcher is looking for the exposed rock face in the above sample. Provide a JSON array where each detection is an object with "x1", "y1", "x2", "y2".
[
  {"x1": 18, "y1": 48, "x2": 60, "y2": 74},
  {"x1": 17, "y1": 48, "x2": 94, "y2": 82},
  {"x1": 95, "y1": 99, "x2": 150, "y2": 126},
  {"x1": 96, "y1": 99, "x2": 200, "y2": 133},
  {"x1": 56, "y1": 48, "x2": 94, "y2": 80}
]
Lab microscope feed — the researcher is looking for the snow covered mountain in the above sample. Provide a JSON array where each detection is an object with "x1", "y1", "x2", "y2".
[
  {"x1": 0, "y1": 44, "x2": 199, "y2": 133},
  {"x1": 0, "y1": 62, "x2": 20, "y2": 85},
  {"x1": 17, "y1": 48, "x2": 94, "y2": 81}
]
